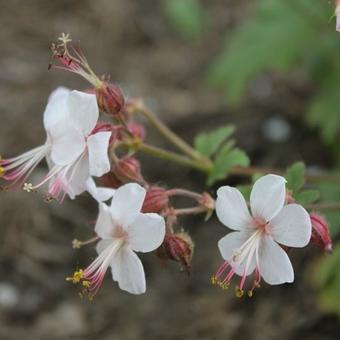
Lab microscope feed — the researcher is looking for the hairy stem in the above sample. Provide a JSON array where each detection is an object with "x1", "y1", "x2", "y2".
[
  {"x1": 136, "y1": 103, "x2": 207, "y2": 162},
  {"x1": 166, "y1": 188, "x2": 202, "y2": 200},
  {"x1": 306, "y1": 203, "x2": 340, "y2": 211}
]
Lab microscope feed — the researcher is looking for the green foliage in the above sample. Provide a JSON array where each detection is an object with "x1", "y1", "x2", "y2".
[
  {"x1": 208, "y1": 0, "x2": 340, "y2": 144},
  {"x1": 306, "y1": 69, "x2": 340, "y2": 144},
  {"x1": 285, "y1": 162, "x2": 320, "y2": 205},
  {"x1": 208, "y1": 146, "x2": 250, "y2": 185},
  {"x1": 209, "y1": 0, "x2": 318, "y2": 102},
  {"x1": 194, "y1": 125, "x2": 235, "y2": 157},
  {"x1": 315, "y1": 244, "x2": 340, "y2": 315},
  {"x1": 318, "y1": 180, "x2": 340, "y2": 237},
  {"x1": 286, "y1": 161, "x2": 306, "y2": 193},
  {"x1": 194, "y1": 125, "x2": 249, "y2": 185},
  {"x1": 163, "y1": 0, "x2": 206, "y2": 39}
]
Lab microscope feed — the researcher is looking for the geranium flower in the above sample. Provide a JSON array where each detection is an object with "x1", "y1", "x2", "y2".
[
  {"x1": 212, "y1": 174, "x2": 311, "y2": 297},
  {"x1": 68, "y1": 183, "x2": 165, "y2": 296},
  {"x1": 0, "y1": 87, "x2": 111, "y2": 201},
  {"x1": 86, "y1": 177, "x2": 115, "y2": 202}
]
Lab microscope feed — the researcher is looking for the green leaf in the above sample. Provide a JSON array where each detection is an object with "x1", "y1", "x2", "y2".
[
  {"x1": 237, "y1": 184, "x2": 252, "y2": 201},
  {"x1": 286, "y1": 162, "x2": 306, "y2": 193},
  {"x1": 208, "y1": 0, "x2": 319, "y2": 103},
  {"x1": 163, "y1": 0, "x2": 206, "y2": 39},
  {"x1": 194, "y1": 125, "x2": 235, "y2": 157},
  {"x1": 306, "y1": 69, "x2": 340, "y2": 144},
  {"x1": 207, "y1": 146, "x2": 250, "y2": 185},
  {"x1": 295, "y1": 190, "x2": 320, "y2": 204},
  {"x1": 315, "y1": 244, "x2": 340, "y2": 315}
]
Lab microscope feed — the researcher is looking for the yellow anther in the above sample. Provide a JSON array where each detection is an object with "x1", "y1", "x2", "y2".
[
  {"x1": 247, "y1": 290, "x2": 254, "y2": 298},
  {"x1": 82, "y1": 280, "x2": 91, "y2": 289},
  {"x1": 211, "y1": 276, "x2": 218, "y2": 285},
  {"x1": 220, "y1": 282, "x2": 230, "y2": 290},
  {"x1": 66, "y1": 269, "x2": 85, "y2": 284},
  {"x1": 23, "y1": 183, "x2": 34, "y2": 192},
  {"x1": 0, "y1": 166, "x2": 5, "y2": 177},
  {"x1": 235, "y1": 286, "x2": 244, "y2": 298}
]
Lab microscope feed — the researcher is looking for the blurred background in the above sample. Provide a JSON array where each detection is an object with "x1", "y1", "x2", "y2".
[{"x1": 0, "y1": 0, "x2": 340, "y2": 339}]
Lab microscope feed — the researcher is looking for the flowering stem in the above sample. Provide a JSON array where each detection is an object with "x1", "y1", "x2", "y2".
[
  {"x1": 230, "y1": 166, "x2": 340, "y2": 183},
  {"x1": 174, "y1": 206, "x2": 208, "y2": 216},
  {"x1": 306, "y1": 203, "x2": 340, "y2": 211},
  {"x1": 166, "y1": 188, "x2": 202, "y2": 201},
  {"x1": 135, "y1": 142, "x2": 212, "y2": 173},
  {"x1": 135, "y1": 103, "x2": 208, "y2": 162}
]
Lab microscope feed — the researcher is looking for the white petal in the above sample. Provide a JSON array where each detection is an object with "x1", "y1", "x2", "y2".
[
  {"x1": 86, "y1": 178, "x2": 115, "y2": 202},
  {"x1": 270, "y1": 203, "x2": 311, "y2": 247},
  {"x1": 127, "y1": 213, "x2": 165, "y2": 252},
  {"x1": 87, "y1": 132, "x2": 111, "y2": 177},
  {"x1": 66, "y1": 90, "x2": 99, "y2": 136},
  {"x1": 43, "y1": 87, "x2": 70, "y2": 131},
  {"x1": 257, "y1": 235, "x2": 294, "y2": 285},
  {"x1": 218, "y1": 231, "x2": 256, "y2": 276},
  {"x1": 50, "y1": 123, "x2": 86, "y2": 165},
  {"x1": 96, "y1": 239, "x2": 113, "y2": 255},
  {"x1": 250, "y1": 174, "x2": 286, "y2": 221},
  {"x1": 110, "y1": 183, "x2": 146, "y2": 228},
  {"x1": 110, "y1": 246, "x2": 146, "y2": 295},
  {"x1": 216, "y1": 186, "x2": 253, "y2": 231},
  {"x1": 65, "y1": 153, "x2": 90, "y2": 197},
  {"x1": 95, "y1": 203, "x2": 115, "y2": 239}
]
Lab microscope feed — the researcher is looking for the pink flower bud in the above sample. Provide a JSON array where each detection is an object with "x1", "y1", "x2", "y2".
[
  {"x1": 310, "y1": 213, "x2": 332, "y2": 252},
  {"x1": 113, "y1": 157, "x2": 144, "y2": 183},
  {"x1": 100, "y1": 172, "x2": 123, "y2": 189},
  {"x1": 127, "y1": 122, "x2": 146, "y2": 140},
  {"x1": 95, "y1": 82, "x2": 125, "y2": 117},
  {"x1": 91, "y1": 122, "x2": 118, "y2": 145},
  {"x1": 142, "y1": 186, "x2": 169, "y2": 213},
  {"x1": 157, "y1": 232, "x2": 194, "y2": 274}
]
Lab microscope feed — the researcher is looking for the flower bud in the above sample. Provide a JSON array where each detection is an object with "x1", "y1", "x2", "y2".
[
  {"x1": 91, "y1": 122, "x2": 118, "y2": 145},
  {"x1": 100, "y1": 172, "x2": 122, "y2": 189},
  {"x1": 310, "y1": 213, "x2": 332, "y2": 252},
  {"x1": 96, "y1": 82, "x2": 125, "y2": 117},
  {"x1": 157, "y1": 232, "x2": 194, "y2": 274},
  {"x1": 127, "y1": 122, "x2": 146, "y2": 141},
  {"x1": 142, "y1": 186, "x2": 169, "y2": 213},
  {"x1": 113, "y1": 157, "x2": 144, "y2": 183}
]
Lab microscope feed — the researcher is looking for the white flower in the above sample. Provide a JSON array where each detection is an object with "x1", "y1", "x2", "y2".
[
  {"x1": 70, "y1": 183, "x2": 165, "y2": 296},
  {"x1": 212, "y1": 174, "x2": 311, "y2": 296},
  {"x1": 86, "y1": 177, "x2": 115, "y2": 202},
  {"x1": 1, "y1": 87, "x2": 111, "y2": 200},
  {"x1": 336, "y1": 3, "x2": 340, "y2": 32}
]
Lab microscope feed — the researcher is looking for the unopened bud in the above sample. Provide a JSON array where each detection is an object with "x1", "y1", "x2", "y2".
[
  {"x1": 157, "y1": 232, "x2": 194, "y2": 274},
  {"x1": 100, "y1": 172, "x2": 122, "y2": 189},
  {"x1": 142, "y1": 186, "x2": 169, "y2": 213},
  {"x1": 127, "y1": 122, "x2": 146, "y2": 140},
  {"x1": 91, "y1": 122, "x2": 117, "y2": 145},
  {"x1": 310, "y1": 213, "x2": 332, "y2": 252},
  {"x1": 113, "y1": 157, "x2": 144, "y2": 184},
  {"x1": 96, "y1": 82, "x2": 125, "y2": 117}
]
